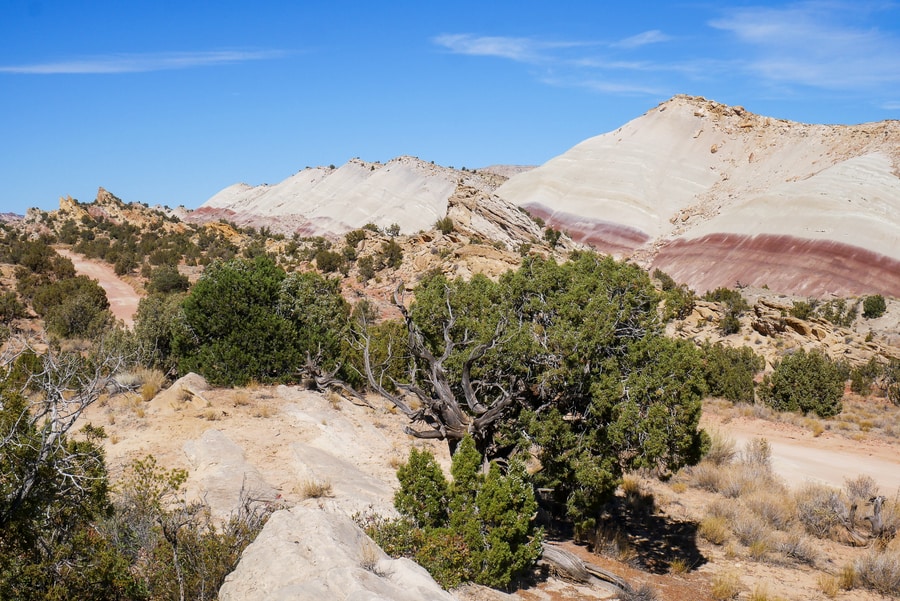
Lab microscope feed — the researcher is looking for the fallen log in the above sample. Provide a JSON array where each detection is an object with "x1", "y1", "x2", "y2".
[{"x1": 540, "y1": 542, "x2": 632, "y2": 595}]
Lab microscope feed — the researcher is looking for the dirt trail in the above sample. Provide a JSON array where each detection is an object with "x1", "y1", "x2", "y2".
[
  {"x1": 704, "y1": 410, "x2": 900, "y2": 495},
  {"x1": 56, "y1": 248, "x2": 141, "y2": 327}
]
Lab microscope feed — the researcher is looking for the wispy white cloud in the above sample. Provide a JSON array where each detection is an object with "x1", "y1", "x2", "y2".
[
  {"x1": 558, "y1": 77, "x2": 665, "y2": 96},
  {"x1": 432, "y1": 3, "x2": 900, "y2": 106},
  {"x1": 432, "y1": 34, "x2": 590, "y2": 63},
  {"x1": 882, "y1": 101, "x2": 900, "y2": 110},
  {"x1": 709, "y1": 2, "x2": 900, "y2": 90},
  {"x1": 433, "y1": 32, "x2": 675, "y2": 97},
  {"x1": 0, "y1": 50, "x2": 284, "y2": 74},
  {"x1": 613, "y1": 30, "x2": 672, "y2": 49}
]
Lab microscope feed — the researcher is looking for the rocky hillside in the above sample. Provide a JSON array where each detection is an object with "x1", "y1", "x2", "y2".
[
  {"x1": 188, "y1": 156, "x2": 508, "y2": 238},
  {"x1": 496, "y1": 95, "x2": 900, "y2": 297}
]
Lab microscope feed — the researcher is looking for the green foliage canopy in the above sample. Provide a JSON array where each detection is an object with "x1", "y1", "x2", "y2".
[
  {"x1": 761, "y1": 349, "x2": 845, "y2": 417},
  {"x1": 381, "y1": 252, "x2": 708, "y2": 531},
  {"x1": 372, "y1": 437, "x2": 542, "y2": 590},
  {"x1": 700, "y1": 342, "x2": 765, "y2": 403},
  {"x1": 174, "y1": 256, "x2": 295, "y2": 386},
  {"x1": 173, "y1": 256, "x2": 351, "y2": 386},
  {"x1": 863, "y1": 294, "x2": 887, "y2": 319}
]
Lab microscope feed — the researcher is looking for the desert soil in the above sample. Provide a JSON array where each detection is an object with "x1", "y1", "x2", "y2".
[
  {"x1": 702, "y1": 408, "x2": 900, "y2": 495},
  {"x1": 56, "y1": 248, "x2": 140, "y2": 326}
]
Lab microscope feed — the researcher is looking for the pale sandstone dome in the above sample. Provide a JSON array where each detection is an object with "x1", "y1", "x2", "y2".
[
  {"x1": 496, "y1": 95, "x2": 900, "y2": 296},
  {"x1": 194, "y1": 156, "x2": 501, "y2": 237}
]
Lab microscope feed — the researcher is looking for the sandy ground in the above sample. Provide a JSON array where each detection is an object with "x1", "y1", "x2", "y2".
[
  {"x1": 703, "y1": 408, "x2": 900, "y2": 495},
  {"x1": 56, "y1": 248, "x2": 140, "y2": 327}
]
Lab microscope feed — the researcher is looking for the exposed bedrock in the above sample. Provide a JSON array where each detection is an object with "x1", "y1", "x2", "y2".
[
  {"x1": 651, "y1": 233, "x2": 900, "y2": 297},
  {"x1": 523, "y1": 203, "x2": 649, "y2": 257}
]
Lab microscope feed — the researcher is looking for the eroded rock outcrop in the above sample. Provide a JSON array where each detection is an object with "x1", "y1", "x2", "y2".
[{"x1": 218, "y1": 506, "x2": 456, "y2": 601}]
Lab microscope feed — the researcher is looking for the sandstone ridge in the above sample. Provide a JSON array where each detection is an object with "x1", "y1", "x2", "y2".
[{"x1": 496, "y1": 95, "x2": 900, "y2": 296}]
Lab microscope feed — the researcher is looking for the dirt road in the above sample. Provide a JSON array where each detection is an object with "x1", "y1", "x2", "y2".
[
  {"x1": 56, "y1": 248, "x2": 141, "y2": 327},
  {"x1": 704, "y1": 410, "x2": 900, "y2": 495}
]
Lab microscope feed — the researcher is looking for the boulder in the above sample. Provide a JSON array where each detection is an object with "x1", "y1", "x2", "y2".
[
  {"x1": 183, "y1": 429, "x2": 277, "y2": 518},
  {"x1": 218, "y1": 506, "x2": 456, "y2": 601}
]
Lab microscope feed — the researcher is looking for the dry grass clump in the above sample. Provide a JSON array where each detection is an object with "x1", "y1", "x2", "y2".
[
  {"x1": 123, "y1": 395, "x2": 146, "y2": 418},
  {"x1": 139, "y1": 368, "x2": 166, "y2": 401},
  {"x1": 359, "y1": 542, "x2": 383, "y2": 573},
  {"x1": 744, "y1": 489, "x2": 795, "y2": 531},
  {"x1": 710, "y1": 570, "x2": 742, "y2": 600},
  {"x1": 325, "y1": 390, "x2": 343, "y2": 410},
  {"x1": 844, "y1": 474, "x2": 879, "y2": 504},
  {"x1": 685, "y1": 437, "x2": 777, "y2": 498},
  {"x1": 115, "y1": 367, "x2": 167, "y2": 401},
  {"x1": 774, "y1": 528, "x2": 820, "y2": 566},
  {"x1": 794, "y1": 483, "x2": 848, "y2": 539},
  {"x1": 747, "y1": 539, "x2": 771, "y2": 561},
  {"x1": 699, "y1": 516, "x2": 729, "y2": 545},
  {"x1": 730, "y1": 509, "x2": 773, "y2": 550},
  {"x1": 854, "y1": 549, "x2": 900, "y2": 595},
  {"x1": 817, "y1": 573, "x2": 840, "y2": 598},
  {"x1": 668, "y1": 556, "x2": 690, "y2": 574},
  {"x1": 593, "y1": 526, "x2": 637, "y2": 564},
  {"x1": 838, "y1": 563, "x2": 858, "y2": 589},
  {"x1": 300, "y1": 478, "x2": 333, "y2": 499},
  {"x1": 619, "y1": 583, "x2": 659, "y2": 601},
  {"x1": 252, "y1": 404, "x2": 273, "y2": 418},
  {"x1": 747, "y1": 583, "x2": 786, "y2": 601},
  {"x1": 740, "y1": 437, "x2": 772, "y2": 471},
  {"x1": 232, "y1": 390, "x2": 251, "y2": 407},
  {"x1": 705, "y1": 498, "x2": 741, "y2": 526},
  {"x1": 705, "y1": 430, "x2": 738, "y2": 466},
  {"x1": 687, "y1": 462, "x2": 725, "y2": 492},
  {"x1": 719, "y1": 465, "x2": 764, "y2": 498}
]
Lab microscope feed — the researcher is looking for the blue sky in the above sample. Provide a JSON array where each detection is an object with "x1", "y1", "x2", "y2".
[{"x1": 2, "y1": 1, "x2": 899, "y2": 214}]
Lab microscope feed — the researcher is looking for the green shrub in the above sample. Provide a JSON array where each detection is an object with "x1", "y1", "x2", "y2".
[
  {"x1": 371, "y1": 437, "x2": 542, "y2": 591},
  {"x1": 543, "y1": 227, "x2": 561, "y2": 247},
  {"x1": 701, "y1": 343, "x2": 764, "y2": 403},
  {"x1": 377, "y1": 239, "x2": 403, "y2": 269},
  {"x1": 761, "y1": 349, "x2": 844, "y2": 417},
  {"x1": 819, "y1": 298, "x2": 858, "y2": 327},
  {"x1": 345, "y1": 229, "x2": 367, "y2": 248},
  {"x1": 0, "y1": 291, "x2": 26, "y2": 323},
  {"x1": 662, "y1": 284, "x2": 695, "y2": 321},
  {"x1": 719, "y1": 312, "x2": 742, "y2": 335},
  {"x1": 357, "y1": 256, "x2": 375, "y2": 282},
  {"x1": 30, "y1": 275, "x2": 113, "y2": 339},
  {"x1": 173, "y1": 256, "x2": 297, "y2": 386},
  {"x1": 790, "y1": 300, "x2": 815, "y2": 320},
  {"x1": 704, "y1": 287, "x2": 748, "y2": 335},
  {"x1": 703, "y1": 287, "x2": 749, "y2": 313},
  {"x1": 146, "y1": 264, "x2": 190, "y2": 294},
  {"x1": 435, "y1": 216, "x2": 454, "y2": 235},
  {"x1": 394, "y1": 448, "x2": 449, "y2": 529},
  {"x1": 850, "y1": 357, "x2": 883, "y2": 396},
  {"x1": 863, "y1": 294, "x2": 886, "y2": 319},
  {"x1": 314, "y1": 248, "x2": 344, "y2": 273}
]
